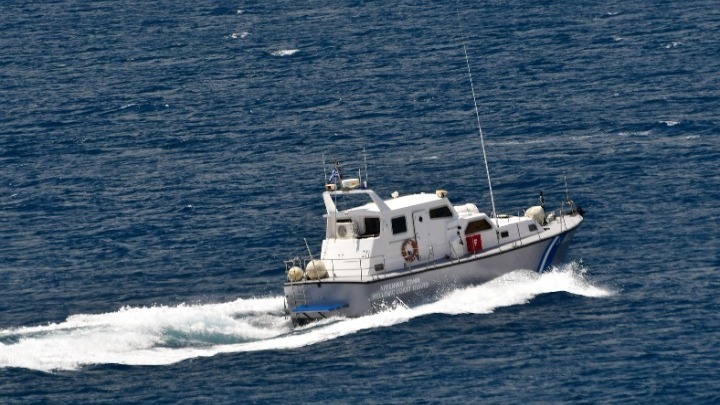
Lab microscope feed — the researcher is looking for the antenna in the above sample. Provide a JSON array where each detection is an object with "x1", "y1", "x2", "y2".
[
  {"x1": 457, "y1": 9, "x2": 497, "y2": 220},
  {"x1": 363, "y1": 147, "x2": 369, "y2": 188},
  {"x1": 303, "y1": 238, "x2": 315, "y2": 262}
]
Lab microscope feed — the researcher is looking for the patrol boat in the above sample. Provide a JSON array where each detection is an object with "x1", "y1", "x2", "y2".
[
  {"x1": 283, "y1": 34, "x2": 584, "y2": 325},
  {"x1": 283, "y1": 163, "x2": 584, "y2": 326}
]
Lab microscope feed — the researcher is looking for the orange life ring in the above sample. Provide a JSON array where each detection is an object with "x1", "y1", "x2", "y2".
[{"x1": 401, "y1": 239, "x2": 418, "y2": 262}]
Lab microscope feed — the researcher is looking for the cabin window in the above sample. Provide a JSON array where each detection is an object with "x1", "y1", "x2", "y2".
[
  {"x1": 362, "y1": 217, "x2": 381, "y2": 237},
  {"x1": 391, "y1": 216, "x2": 407, "y2": 235},
  {"x1": 466, "y1": 219, "x2": 492, "y2": 234},
  {"x1": 500, "y1": 230, "x2": 509, "y2": 238},
  {"x1": 528, "y1": 224, "x2": 538, "y2": 232},
  {"x1": 429, "y1": 206, "x2": 453, "y2": 219}
]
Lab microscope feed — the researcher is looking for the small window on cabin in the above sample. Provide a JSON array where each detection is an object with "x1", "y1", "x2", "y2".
[
  {"x1": 429, "y1": 206, "x2": 453, "y2": 219},
  {"x1": 528, "y1": 224, "x2": 538, "y2": 232},
  {"x1": 363, "y1": 217, "x2": 381, "y2": 237},
  {"x1": 391, "y1": 216, "x2": 407, "y2": 235},
  {"x1": 466, "y1": 219, "x2": 492, "y2": 234},
  {"x1": 500, "y1": 230, "x2": 509, "y2": 238}
]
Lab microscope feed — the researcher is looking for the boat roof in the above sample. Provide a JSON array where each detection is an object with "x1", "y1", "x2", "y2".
[
  {"x1": 384, "y1": 192, "x2": 444, "y2": 210},
  {"x1": 337, "y1": 191, "x2": 444, "y2": 215}
]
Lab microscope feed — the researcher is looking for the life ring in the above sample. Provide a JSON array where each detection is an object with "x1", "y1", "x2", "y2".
[{"x1": 401, "y1": 239, "x2": 419, "y2": 262}]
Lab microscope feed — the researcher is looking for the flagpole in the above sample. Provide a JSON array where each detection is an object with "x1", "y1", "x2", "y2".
[{"x1": 322, "y1": 154, "x2": 327, "y2": 186}]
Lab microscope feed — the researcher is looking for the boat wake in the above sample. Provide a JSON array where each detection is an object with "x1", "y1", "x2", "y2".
[{"x1": 0, "y1": 262, "x2": 612, "y2": 372}]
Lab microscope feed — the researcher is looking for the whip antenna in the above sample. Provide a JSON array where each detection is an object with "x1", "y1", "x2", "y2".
[
  {"x1": 457, "y1": 8, "x2": 497, "y2": 221},
  {"x1": 363, "y1": 147, "x2": 369, "y2": 188}
]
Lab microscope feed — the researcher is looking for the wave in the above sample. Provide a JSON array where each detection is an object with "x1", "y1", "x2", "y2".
[
  {"x1": 0, "y1": 262, "x2": 612, "y2": 372},
  {"x1": 229, "y1": 32, "x2": 249, "y2": 39},
  {"x1": 271, "y1": 49, "x2": 299, "y2": 56}
]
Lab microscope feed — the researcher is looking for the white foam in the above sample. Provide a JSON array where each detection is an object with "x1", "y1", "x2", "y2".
[
  {"x1": 0, "y1": 263, "x2": 612, "y2": 372},
  {"x1": 230, "y1": 32, "x2": 249, "y2": 39},
  {"x1": 0, "y1": 297, "x2": 290, "y2": 371},
  {"x1": 271, "y1": 49, "x2": 299, "y2": 56}
]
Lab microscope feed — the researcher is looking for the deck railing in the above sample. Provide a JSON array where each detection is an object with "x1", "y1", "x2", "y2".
[{"x1": 284, "y1": 241, "x2": 463, "y2": 283}]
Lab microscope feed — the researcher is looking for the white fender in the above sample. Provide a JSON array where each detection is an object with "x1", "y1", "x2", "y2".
[
  {"x1": 525, "y1": 206, "x2": 546, "y2": 225},
  {"x1": 305, "y1": 260, "x2": 328, "y2": 280},
  {"x1": 287, "y1": 266, "x2": 304, "y2": 282}
]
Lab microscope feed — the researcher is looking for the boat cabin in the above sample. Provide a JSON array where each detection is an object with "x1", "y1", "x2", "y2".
[{"x1": 319, "y1": 188, "x2": 544, "y2": 279}]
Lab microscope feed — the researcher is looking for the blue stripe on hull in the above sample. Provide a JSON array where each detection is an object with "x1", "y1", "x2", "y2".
[{"x1": 537, "y1": 233, "x2": 566, "y2": 273}]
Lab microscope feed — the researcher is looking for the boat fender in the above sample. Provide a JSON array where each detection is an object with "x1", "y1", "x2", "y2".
[
  {"x1": 287, "y1": 266, "x2": 304, "y2": 282},
  {"x1": 401, "y1": 239, "x2": 418, "y2": 262},
  {"x1": 305, "y1": 260, "x2": 328, "y2": 280},
  {"x1": 524, "y1": 206, "x2": 546, "y2": 225}
]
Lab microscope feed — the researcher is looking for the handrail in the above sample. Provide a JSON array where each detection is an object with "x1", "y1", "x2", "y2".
[
  {"x1": 294, "y1": 255, "x2": 388, "y2": 281},
  {"x1": 284, "y1": 210, "x2": 578, "y2": 284}
]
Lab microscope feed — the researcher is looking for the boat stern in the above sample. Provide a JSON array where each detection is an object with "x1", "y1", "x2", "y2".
[
  {"x1": 288, "y1": 302, "x2": 349, "y2": 326},
  {"x1": 284, "y1": 281, "x2": 353, "y2": 326}
]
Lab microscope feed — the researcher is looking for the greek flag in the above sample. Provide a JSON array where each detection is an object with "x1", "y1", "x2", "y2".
[{"x1": 328, "y1": 168, "x2": 341, "y2": 182}]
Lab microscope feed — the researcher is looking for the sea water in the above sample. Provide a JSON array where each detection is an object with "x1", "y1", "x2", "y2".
[{"x1": 1, "y1": 0, "x2": 718, "y2": 402}]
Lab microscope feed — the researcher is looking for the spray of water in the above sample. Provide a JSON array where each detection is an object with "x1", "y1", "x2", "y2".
[{"x1": 0, "y1": 262, "x2": 612, "y2": 372}]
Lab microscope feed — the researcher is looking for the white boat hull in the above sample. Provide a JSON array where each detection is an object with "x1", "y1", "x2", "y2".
[{"x1": 285, "y1": 220, "x2": 580, "y2": 325}]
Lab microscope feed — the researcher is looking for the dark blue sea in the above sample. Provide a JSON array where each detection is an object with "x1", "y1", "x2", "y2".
[{"x1": 1, "y1": 0, "x2": 719, "y2": 402}]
